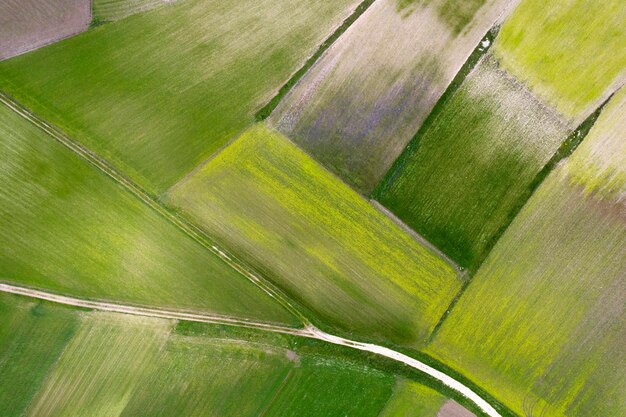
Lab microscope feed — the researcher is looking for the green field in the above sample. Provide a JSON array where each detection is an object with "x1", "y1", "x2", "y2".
[
  {"x1": 379, "y1": 379, "x2": 450, "y2": 417},
  {"x1": 375, "y1": 57, "x2": 569, "y2": 269},
  {"x1": 270, "y1": 0, "x2": 511, "y2": 193},
  {"x1": 26, "y1": 313, "x2": 171, "y2": 417},
  {"x1": 0, "y1": 101, "x2": 297, "y2": 325},
  {"x1": 0, "y1": 0, "x2": 358, "y2": 194},
  {"x1": 427, "y1": 89, "x2": 626, "y2": 417},
  {"x1": 0, "y1": 294, "x2": 79, "y2": 417},
  {"x1": 494, "y1": 0, "x2": 626, "y2": 122},
  {"x1": 168, "y1": 123, "x2": 461, "y2": 346},
  {"x1": 1, "y1": 292, "x2": 473, "y2": 417},
  {"x1": 93, "y1": 0, "x2": 170, "y2": 22}
]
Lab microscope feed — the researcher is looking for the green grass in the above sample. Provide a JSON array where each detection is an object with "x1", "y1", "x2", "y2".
[
  {"x1": 25, "y1": 312, "x2": 172, "y2": 417},
  {"x1": 168, "y1": 123, "x2": 461, "y2": 347},
  {"x1": 494, "y1": 0, "x2": 626, "y2": 121},
  {"x1": 0, "y1": 0, "x2": 359, "y2": 194},
  {"x1": 379, "y1": 378, "x2": 448, "y2": 417},
  {"x1": 270, "y1": 0, "x2": 512, "y2": 193},
  {"x1": 0, "y1": 101, "x2": 298, "y2": 326},
  {"x1": 427, "y1": 90, "x2": 626, "y2": 417},
  {"x1": 375, "y1": 56, "x2": 569, "y2": 269},
  {"x1": 0, "y1": 294, "x2": 79, "y2": 417},
  {"x1": 263, "y1": 355, "x2": 394, "y2": 417}
]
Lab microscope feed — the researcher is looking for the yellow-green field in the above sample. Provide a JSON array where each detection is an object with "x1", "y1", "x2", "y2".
[
  {"x1": 427, "y1": 89, "x2": 626, "y2": 417},
  {"x1": 168, "y1": 123, "x2": 461, "y2": 346},
  {"x1": 494, "y1": 0, "x2": 626, "y2": 122},
  {"x1": 0, "y1": 101, "x2": 297, "y2": 326},
  {"x1": 0, "y1": 0, "x2": 359, "y2": 193},
  {"x1": 93, "y1": 0, "x2": 170, "y2": 22}
]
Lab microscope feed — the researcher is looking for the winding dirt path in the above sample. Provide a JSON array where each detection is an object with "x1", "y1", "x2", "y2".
[{"x1": 0, "y1": 281, "x2": 502, "y2": 417}]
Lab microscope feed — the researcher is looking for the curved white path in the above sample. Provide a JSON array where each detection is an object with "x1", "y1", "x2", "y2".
[{"x1": 0, "y1": 282, "x2": 502, "y2": 417}]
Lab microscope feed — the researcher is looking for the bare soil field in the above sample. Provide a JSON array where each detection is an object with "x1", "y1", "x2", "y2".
[{"x1": 0, "y1": 0, "x2": 90, "y2": 60}]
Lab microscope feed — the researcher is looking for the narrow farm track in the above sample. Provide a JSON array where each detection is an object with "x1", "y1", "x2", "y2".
[
  {"x1": 0, "y1": 90, "x2": 309, "y2": 327},
  {"x1": 0, "y1": 281, "x2": 504, "y2": 417}
]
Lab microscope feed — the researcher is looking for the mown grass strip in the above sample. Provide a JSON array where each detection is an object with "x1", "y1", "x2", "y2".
[
  {"x1": 254, "y1": 0, "x2": 376, "y2": 121},
  {"x1": 0, "y1": 89, "x2": 308, "y2": 327},
  {"x1": 426, "y1": 94, "x2": 613, "y2": 342},
  {"x1": 372, "y1": 25, "x2": 499, "y2": 199}
]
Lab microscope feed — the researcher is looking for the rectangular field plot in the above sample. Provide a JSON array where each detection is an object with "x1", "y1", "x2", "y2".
[
  {"x1": 494, "y1": 0, "x2": 626, "y2": 122},
  {"x1": 0, "y1": 0, "x2": 359, "y2": 193},
  {"x1": 25, "y1": 312, "x2": 172, "y2": 417},
  {"x1": 427, "y1": 90, "x2": 626, "y2": 417},
  {"x1": 0, "y1": 294, "x2": 79, "y2": 417},
  {"x1": 120, "y1": 334, "x2": 295, "y2": 417},
  {"x1": 270, "y1": 0, "x2": 513, "y2": 192},
  {"x1": 168, "y1": 124, "x2": 461, "y2": 347},
  {"x1": 262, "y1": 355, "x2": 394, "y2": 417},
  {"x1": 0, "y1": 0, "x2": 90, "y2": 60},
  {"x1": 375, "y1": 56, "x2": 569, "y2": 269},
  {"x1": 0, "y1": 102, "x2": 297, "y2": 326}
]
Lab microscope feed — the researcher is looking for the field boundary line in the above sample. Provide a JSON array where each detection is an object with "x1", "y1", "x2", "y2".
[
  {"x1": 254, "y1": 0, "x2": 377, "y2": 120},
  {"x1": 1, "y1": 281, "x2": 506, "y2": 417},
  {"x1": 0, "y1": 90, "x2": 309, "y2": 327}
]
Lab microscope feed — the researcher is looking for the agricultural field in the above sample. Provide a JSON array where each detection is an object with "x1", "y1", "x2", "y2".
[
  {"x1": 168, "y1": 123, "x2": 462, "y2": 346},
  {"x1": 0, "y1": 294, "x2": 79, "y2": 417},
  {"x1": 0, "y1": 292, "x2": 475, "y2": 417},
  {"x1": 427, "y1": 89, "x2": 626, "y2": 417},
  {"x1": 375, "y1": 56, "x2": 569, "y2": 269},
  {"x1": 0, "y1": 0, "x2": 90, "y2": 60},
  {"x1": 494, "y1": 0, "x2": 626, "y2": 122},
  {"x1": 0, "y1": 0, "x2": 360, "y2": 194},
  {"x1": 269, "y1": 0, "x2": 514, "y2": 193},
  {"x1": 93, "y1": 0, "x2": 172, "y2": 22},
  {"x1": 0, "y1": 101, "x2": 297, "y2": 326}
]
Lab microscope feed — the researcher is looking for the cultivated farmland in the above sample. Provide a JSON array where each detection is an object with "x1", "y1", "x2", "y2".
[
  {"x1": 0, "y1": 294, "x2": 79, "y2": 417},
  {"x1": 427, "y1": 89, "x2": 626, "y2": 417},
  {"x1": 375, "y1": 56, "x2": 569, "y2": 269},
  {"x1": 270, "y1": 0, "x2": 514, "y2": 193},
  {"x1": 93, "y1": 0, "x2": 173, "y2": 22},
  {"x1": 494, "y1": 0, "x2": 626, "y2": 122},
  {"x1": 168, "y1": 123, "x2": 462, "y2": 346},
  {"x1": 1, "y1": 292, "x2": 474, "y2": 417},
  {"x1": 0, "y1": 0, "x2": 359, "y2": 193},
  {"x1": 0, "y1": 101, "x2": 297, "y2": 326},
  {"x1": 0, "y1": 0, "x2": 90, "y2": 60}
]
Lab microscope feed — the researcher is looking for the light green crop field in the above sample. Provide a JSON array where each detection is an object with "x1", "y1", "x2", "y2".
[
  {"x1": 494, "y1": 0, "x2": 626, "y2": 122},
  {"x1": 0, "y1": 294, "x2": 79, "y2": 417},
  {"x1": 0, "y1": 102, "x2": 297, "y2": 326},
  {"x1": 375, "y1": 56, "x2": 569, "y2": 269},
  {"x1": 428, "y1": 90, "x2": 626, "y2": 417},
  {"x1": 120, "y1": 334, "x2": 294, "y2": 417},
  {"x1": 270, "y1": 0, "x2": 512, "y2": 193},
  {"x1": 0, "y1": 0, "x2": 359, "y2": 194},
  {"x1": 379, "y1": 379, "x2": 448, "y2": 417},
  {"x1": 168, "y1": 123, "x2": 461, "y2": 346},
  {"x1": 26, "y1": 313, "x2": 172, "y2": 417},
  {"x1": 93, "y1": 0, "x2": 171, "y2": 22},
  {"x1": 1, "y1": 293, "x2": 472, "y2": 417}
]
